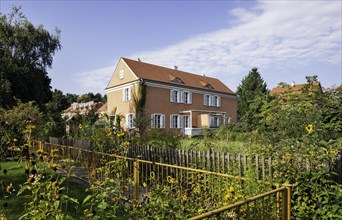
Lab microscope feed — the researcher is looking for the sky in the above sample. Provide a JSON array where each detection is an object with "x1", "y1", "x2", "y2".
[{"x1": 1, "y1": 0, "x2": 341, "y2": 95}]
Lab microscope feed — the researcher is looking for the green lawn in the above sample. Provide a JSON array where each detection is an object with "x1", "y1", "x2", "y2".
[{"x1": 0, "y1": 160, "x2": 88, "y2": 219}]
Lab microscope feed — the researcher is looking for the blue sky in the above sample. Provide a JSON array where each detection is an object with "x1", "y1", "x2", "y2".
[{"x1": 1, "y1": 0, "x2": 341, "y2": 95}]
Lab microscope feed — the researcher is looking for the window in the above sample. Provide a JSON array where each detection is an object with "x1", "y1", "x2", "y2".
[
  {"x1": 204, "y1": 94, "x2": 220, "y2": 107},
  {"x1": 210, "y1": 116, "x2": 220, "y2": 128},
  {"x1": 170, "y1": 90, "x2": 179, "y2": 103},
  {"x1": 212, "y1": 96, "x2": 221, "y2": 107},
  {"x1": 119, "y1": 70, "x2": 124, "y2": 80},
  {"x1": 204, "y1": 94, "x2": 211, "y2": 106},
  {"x1": 126, "y1": 113, "x2": 135, "y2": 129},
  {"x1": 122, "y1": 87, "x2": 131, "y2": 101},
  {"x1": 205, "y1": 83, "x2": 214, "y2": 89},
  {"x1": 170, "y1": 115, "x2": 182, "y2": 129},
  {"x1": 170, "y1": 90, "x2": 191, "y2": 104},
  {"x1": 183, "y1": 91, "x2": 192, "y2": 104},
  {"x1": 183, "y1": 115, "x2": 190, "y2": 128},
  {"x1": 172, "y1": 77, "x2": 184, "y2": 84},
  {"x1": 151, "y1": 114, "x2": 165, "y2": 128},
  {"x1": 224, "y1": 116, "x2": 231, "y2": 124}
]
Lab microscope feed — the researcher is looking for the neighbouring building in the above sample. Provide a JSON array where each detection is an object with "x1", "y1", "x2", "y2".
[
  {"x1": 105, "y1": 57, "x2": 237, "y2": 136},
  {"x1": 271, "y1": 82, "x2": 322, "y2": 96},
  {"x1": 62, "y1": 101, "x2": 104, "y2": 119},
  {"x1": 62, "y1": 101, "x2": 104, "y2": 135}
]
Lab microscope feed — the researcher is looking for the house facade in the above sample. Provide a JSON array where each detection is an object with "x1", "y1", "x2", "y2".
[{"x1": 106, "y1": 58, "x2": 237, "y2": 136}]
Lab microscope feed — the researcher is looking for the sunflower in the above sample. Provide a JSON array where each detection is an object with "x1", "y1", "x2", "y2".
[{"x1": 306, "y1": 124, "x2": 314, "y2": 133}]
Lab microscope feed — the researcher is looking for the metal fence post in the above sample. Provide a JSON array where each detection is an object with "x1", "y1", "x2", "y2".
[
  {"x1": 275, "y1": 183, "x2": 280, "y2": 220},
  {"x1": 134, "y1": 159, "x2": 140, "y2": 201},
  {"x1": 282, "y1": 182, "x2": 291, "y2": 220}
]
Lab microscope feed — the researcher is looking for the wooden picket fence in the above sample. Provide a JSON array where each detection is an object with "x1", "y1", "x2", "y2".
[
  {"x1": 31, "y1": 140, "x2": 292, "y2": 219},
  {"x1": 128, "y1": 145, "x2": 273, "y2": 180},
  {"x1": 39, "y1": 137, "x2": 342, "y2": 183}
]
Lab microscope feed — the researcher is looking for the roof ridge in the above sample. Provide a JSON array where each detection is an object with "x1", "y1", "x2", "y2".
[{"x1": 122, "y1": 57, "x2": 220, "y2": 81}]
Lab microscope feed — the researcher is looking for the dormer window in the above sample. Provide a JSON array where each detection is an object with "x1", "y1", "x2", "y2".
[
  {"x1": 205, "y1": 83, "x2": 214, "y2": 89},
  {"x1": 169, "y1": 73, "x2": 184, "y2": 84},
  {"x1": 200, "y1": 80, "x2": 214, "y2": 89},
  {"x1": 172, "y1": 77, "x2": 184, "y2": 84}
]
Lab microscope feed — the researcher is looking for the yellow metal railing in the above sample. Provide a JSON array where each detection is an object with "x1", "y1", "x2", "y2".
[
  {"x1": 188, "y1": 183, "x2": 291, "y2": 220},
  {"x1": 31, "y1": 141, "x2": 291, "y2": 219}
]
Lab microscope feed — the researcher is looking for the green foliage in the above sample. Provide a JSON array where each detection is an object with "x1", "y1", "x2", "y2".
[
  {"x1": 236, "y1": 68, "x2": 269, "y2": 130},
  {"x1": 132, "y1": 83, "x2": 149, "y2": 137},
  {"x1": 257, "y1": 79, "x2": 341, "y2": 145},
  {"x1": 292, "y1": 172, "x2": 342, "y2": 219},
  {"x1": 128, "y1": 170, "x2": 272, "y2": 219},
  {"x1": 77, "y1": 92, "x2": 106, "y2": 103},
  {"x1": 143, "y1": 129, "x2": 181, "y2": 149},
  {"x1": 0, "y1": 101, "x2": 43, "y2": 157},
  {"x1": 82, "y1": 160, "x2": 127, "y2": 219},
  {"x1": 0, "y1": 6, "x2": 61, "y2": 108},
  {"x1": 43, "y1": 89, "x2": 68, "y2": 137}
]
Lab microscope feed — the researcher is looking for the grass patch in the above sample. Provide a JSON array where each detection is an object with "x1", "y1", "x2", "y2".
[{"x1": 0, "y1": 160, "x2": 89, "y2": 219}]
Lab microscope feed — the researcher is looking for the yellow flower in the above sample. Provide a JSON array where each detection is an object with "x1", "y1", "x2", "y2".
[
  {"x1": 79, "y1": 124, "x2": 83, "y2": 129},
  {"x1": 117, "y1": 132, "x2": 124, "y2": 137},
  {"x1": 228, "y1": 186, "x2": 234, "y2": 193},
  {"x1": 143, "y1": 182, "x2": 147, "y2": 188},
  {"x1": 306, "y1": 124, "x2": 314, "y2": 133},
  {"x1": 223, "y1": 193, "x2": 231, "y2": 201},
  {"x1": 6, "y1": 183, "x2": 15, "y2": 194},
  {"x1": 330, "y1": 149, "x2": 339, "y2": 156}
]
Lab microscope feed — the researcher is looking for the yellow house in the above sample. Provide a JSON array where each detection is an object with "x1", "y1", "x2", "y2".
[{"x1": 106, "y1": 57, "x2": 237, "y2": 136}]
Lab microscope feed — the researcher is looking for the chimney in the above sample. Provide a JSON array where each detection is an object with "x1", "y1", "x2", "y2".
[
  {"x1": 291, "y1": 81, "x2": 295, "y2": 87},
  {"x1": 174, "y1": 66, "x2": 178, "y2": 70},
  {"x1": 138, "y1": 58, "x2": 141, "y2": 62}
]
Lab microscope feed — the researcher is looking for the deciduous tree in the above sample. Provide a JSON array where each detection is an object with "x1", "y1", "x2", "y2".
[{"x1": 0, "y1": 6, "x2": 61, "y2": 108}]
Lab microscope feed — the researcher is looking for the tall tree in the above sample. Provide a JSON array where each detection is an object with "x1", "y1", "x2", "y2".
[
  {"x1": 0, "y1": 6, "x2": 61, "y2": 108},
  {"x1": 236, "y1": 68, "x2": 268, "y2": 129}
]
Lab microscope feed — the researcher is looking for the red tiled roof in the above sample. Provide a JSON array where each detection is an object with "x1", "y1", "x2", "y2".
[
  {"x1": 63, "y1": 102, "x2": 103, "y2": 114},
  {"x1": 122, "y1": 58, "x2": 235, "y2": 95},
  {"x1": 271, "y1": 82, "x2": 321, "y2": 95},
  {"x1": 97, "y1": 103, "x2": 107, "y2": 112}
]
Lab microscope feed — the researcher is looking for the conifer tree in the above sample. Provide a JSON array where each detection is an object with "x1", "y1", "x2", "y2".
[{"x1": 236, "y1": 68, "x2": 268, "y2": 129}]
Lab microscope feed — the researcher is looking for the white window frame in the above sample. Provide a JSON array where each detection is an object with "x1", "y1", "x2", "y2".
[
  {"x1": 170, "y1": 90, "x2": 178, "y2": 103},
  {"x1": 126, "y1": 113, "x2": 135, "y2": 129},
  {"x1": 170, "y1": 114, "x2": 182, "y2": 129},
  {"x1": 210, "y1": 116, "x2": 220, "y2": 128},
  {"x1": 171, "y1": 90, "x2": 191, "y2": 104},
  {"x1": 204, "y1": 94, "x2": 211, "y2": 106},
  {"x1": 204, "y1": 94, "x2": 220, "y2": 107},
  {"x1": 183, "y1": 115, "x2": 190, "y2": 128},
  {"x1": 151, "y1": 114, "x2": 165, "y2": 129},
  {"x1": 122, "y1": 86, "x2": 131, "y2": 102},
  {"x1": 183, "y1": 91, "x2": 192, "y2": 104}
]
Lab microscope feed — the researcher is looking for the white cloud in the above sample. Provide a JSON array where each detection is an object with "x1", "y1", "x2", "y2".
[
  {"x1": 74, "y1": 65, "x2": 115, "y2": 94},
  {"x1": 75, "y1": 0, "x2": 341, "y2": 93}
]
